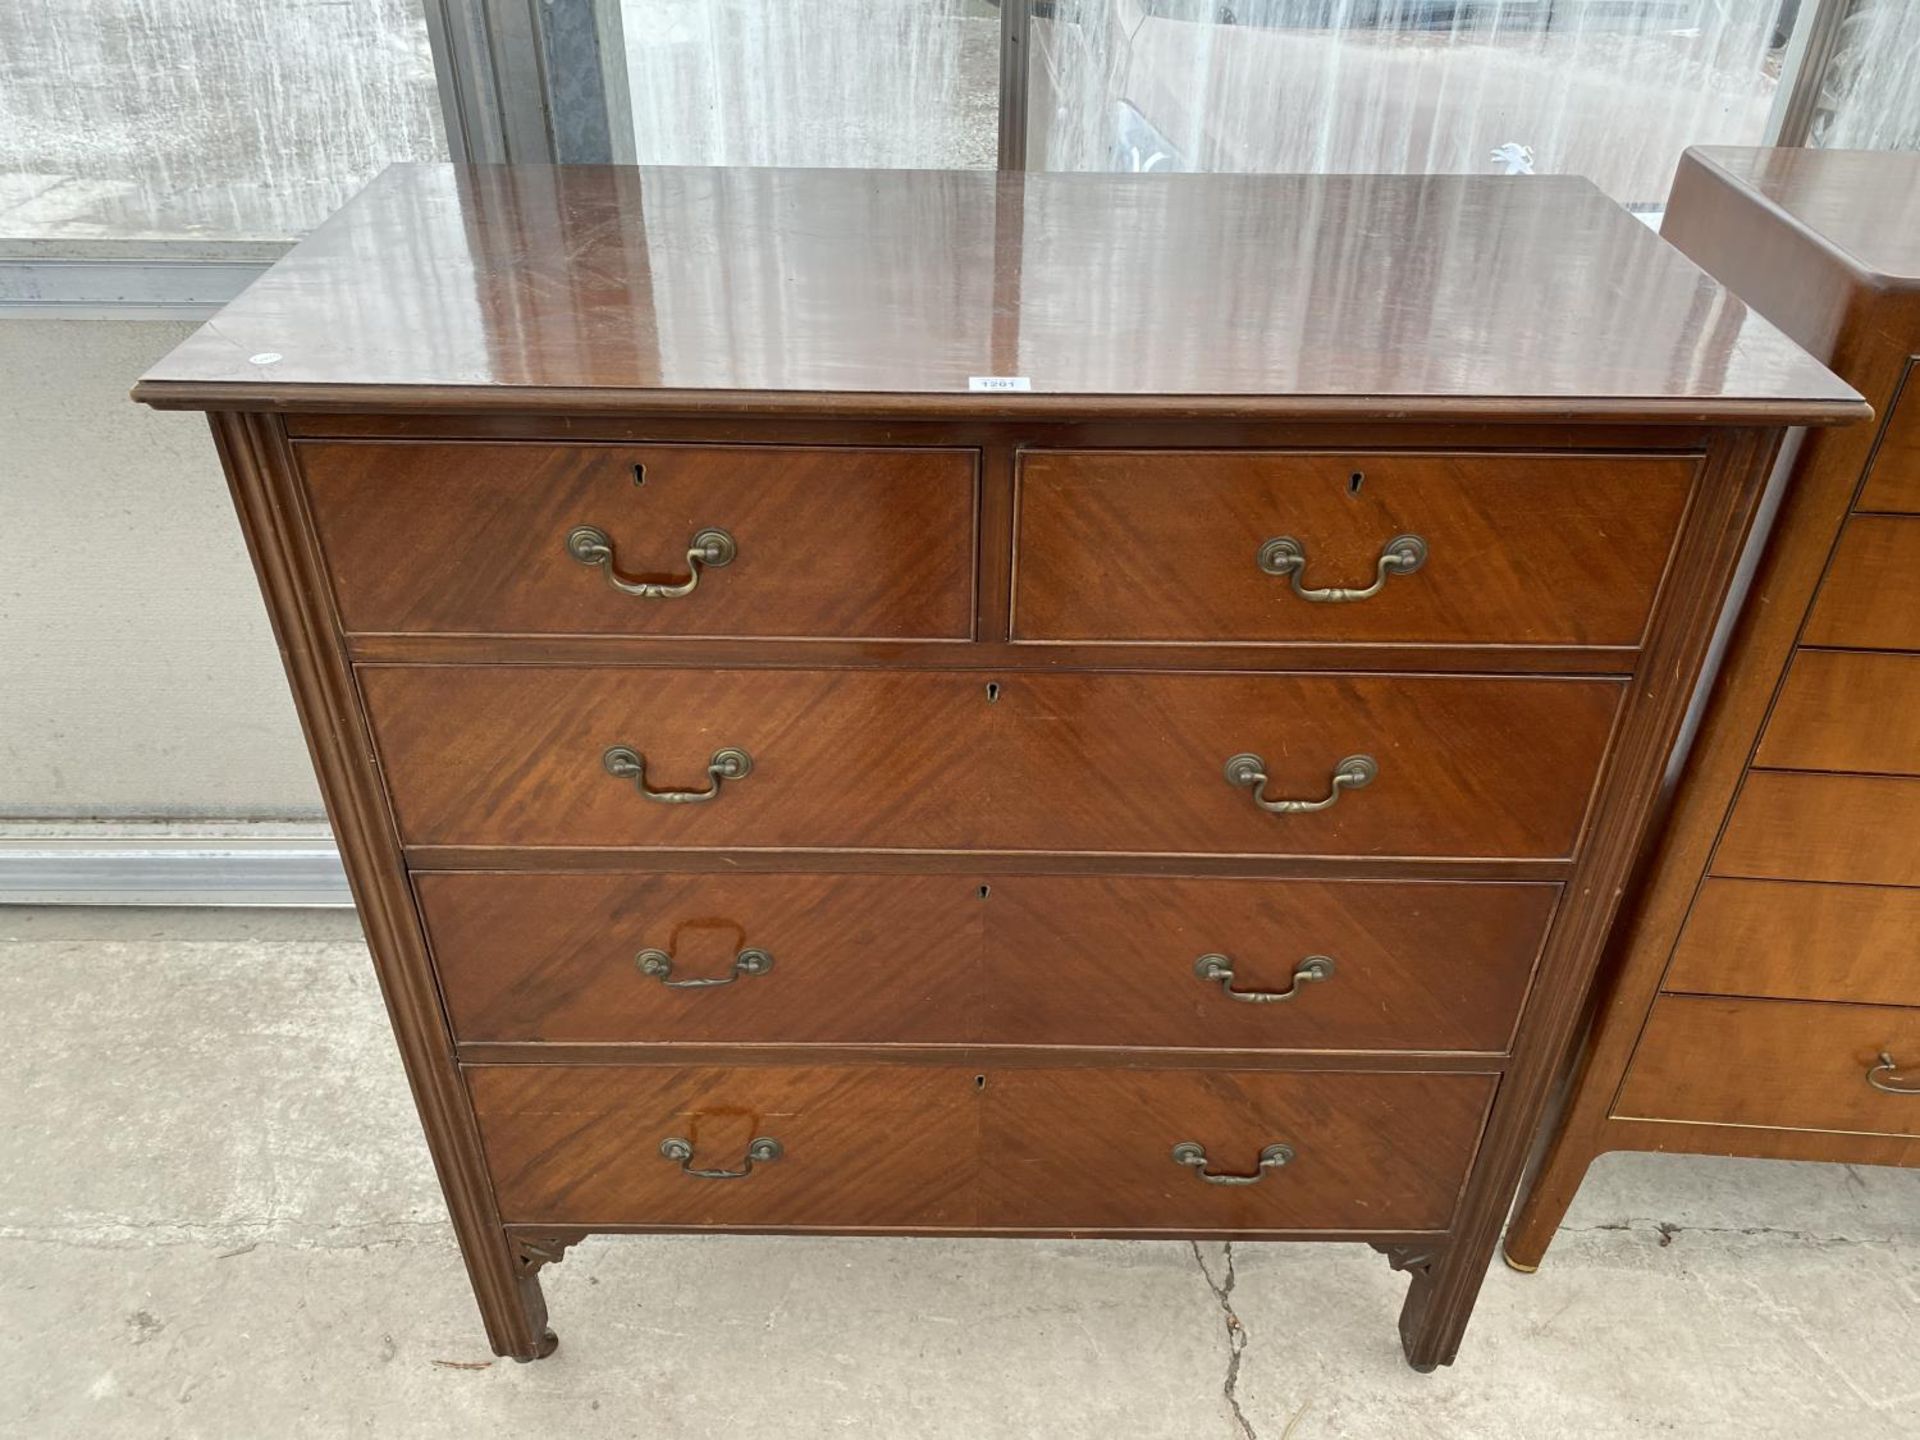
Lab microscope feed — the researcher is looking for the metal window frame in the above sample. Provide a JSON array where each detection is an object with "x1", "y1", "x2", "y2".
[
  {"x1": 423, "y1": 0, "x2": 633, "y2": 165},
  {"x1": 1765, "y1": 0, "x2": 1857, "y2": 147}
]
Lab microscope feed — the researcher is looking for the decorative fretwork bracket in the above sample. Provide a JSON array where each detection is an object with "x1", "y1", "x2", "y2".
[
  {"x1": 1370, "y1": 1243, "x2": 1440, "y2": 1280},
  {"x1": 511, "y1": 1231, "x2": 586, "y2": 1280}
]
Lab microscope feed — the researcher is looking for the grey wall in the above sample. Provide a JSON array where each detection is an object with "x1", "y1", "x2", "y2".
[{"x1": 0, "y1": 319, "x2": 323, "y2": 819}]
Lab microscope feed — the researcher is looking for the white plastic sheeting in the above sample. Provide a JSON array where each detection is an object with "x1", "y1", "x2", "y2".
[
  {"x1": 0, "y1": 0, "x2": 444, "y2": 241},
  {"x1": 624, "y1": 0, "x2": 1001, "y2": 168},
  {"x1": 1812, "y1": 1, "x2": 1920, "y2": 150},
  {"x1": 1031, "y1": 2, "x2": 1792, "y2": 205},
  {"x1": 620, "y1": 1, "x2": 1797, "y2": 206}
]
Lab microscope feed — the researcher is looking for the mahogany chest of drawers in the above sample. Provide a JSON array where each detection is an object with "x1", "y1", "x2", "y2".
[
  {"x1": 133, "y1": 163, "x2": 1861, "y2": 1370},
  {"x1": 1505, "y1": 147, "x2": 1920, "y2": 1272}
]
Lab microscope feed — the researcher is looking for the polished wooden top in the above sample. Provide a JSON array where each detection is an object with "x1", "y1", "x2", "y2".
[
  {"x1": 135, "y1": 164, "x2": 1863, "y2": 423},
  {"x1": 1690, "y1": 147, "x2": 1920, "y2": 286}
]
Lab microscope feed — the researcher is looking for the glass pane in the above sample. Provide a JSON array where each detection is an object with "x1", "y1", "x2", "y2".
[
  {"x1": 1031, "y1": 1, "x2": 1798, "y2": 207},
  {"x1": 0, "y1": 0, "x2": 445, "y2": 244},
  {"x1": 1809, "y1": 1, "x2": 1920, "y2": 150},
  {"x1": 622, "y1": 0, "x2": 1000, "y2": 168}
]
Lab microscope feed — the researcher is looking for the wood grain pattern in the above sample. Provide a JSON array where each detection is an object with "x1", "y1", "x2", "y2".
[
  {"x1": 981, "y1": 1068, "x2": 1494, "y2": 1231},
  {"x1": 980, "y1": 877, "x2": 1550, "y2": 1054},
  {"x1": 1615, "y1": 995, "x2": 1920, "y2": 1137},
  {"x1": 420, "y1": 872, "x2": 982, "y2": 1046},
  {"x1": 1504, "y1": 148, "x2": 1920, "y2": 1275},
  {"x1": 1402, "y1": 424, "x2": 1781, "y2": 1362},
  {"x1": 1013, "y1": 450, "x2": 1695, "y2": 647},
  {"x1": 468, "y1": 1064, "x2": 980, "y2": 1226},
  {"x1": 1713, "y1": 772, "x2": 1920, "y2": 886},
  {"x1": 205, "y1": 414, "x2": 555, "y2": 1359},
  {"x1": 1664, "y1": 879, "x2": 1920, "y2": 1009},
  {"x1": 363, "y1": 666, "x2": 1621, "y2": 858},
  {"x1": 419, "y1": 871, "x2": 1555, "y2": 1053},
  {"x1": 1755, "y1": 649, "x2": 1920, "y2": 775},
  {"x1": 131, "y1": 165, "x2": 1863, "y2": 424},
  {"x1": 1801, "y1": 516, "x2": 1920, "y2": 651},
  {"x1": 468, "y1": 1062, "x2": 1495, "y2": 1232},
  {"x1": 299, "y1": 441, "x2": 976, "y2": 639},
  {"x1": 1856, "y1": 363, "x2": 1920, "y2": 514}
]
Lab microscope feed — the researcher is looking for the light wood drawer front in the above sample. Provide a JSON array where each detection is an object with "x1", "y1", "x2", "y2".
[
  {"x1": 1857, "y1": 367, "x2": 1920, "y2": 514},
  {"x1": 470, "y1": 1065, "x2": 977, "y2": 1226},
  {"x1": 366, "y1": 667, "x2": 1620, "y2": 858},
  {"x1": 1756, "y1": 650, "x2": 1920, "y2": 775},
  {"x1": 1802, "y1": 516, "x2": 1920, "y2": 651},
  {"x1": 1012, "y1": 450, "x2": 1695, "y2": 647},
  {"x1": 1616, "y1": 996, "x2": 1920, "y2": 1138},
  {"x1": 469, "y1": 1063, "x2": 1495, "y2": 1232},
  {"x1": 299, "y1": 442, "x2": 976, "y2": 639},
  {"x1": 1713, "y1": 773, "x2": 1920, "y2": 887},
  {"x1": 1665, "y1": 879, "x2": 1920, "y2": 1009},
  {"x1": 422, "y1": 873, "x2": 1554, "y2": 1053},
  {"x1": 983, "y1": 1069, "x2": 1492, "y2": 1231}
]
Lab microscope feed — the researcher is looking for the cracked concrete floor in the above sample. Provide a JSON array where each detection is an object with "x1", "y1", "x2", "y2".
[{"x1": 3, "y1": 907, "x2": 1918, "y2": 1439}]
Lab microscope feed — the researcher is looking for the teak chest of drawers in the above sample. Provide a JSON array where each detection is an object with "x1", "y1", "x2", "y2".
[
  {"x1": 1504, "y1": 148, "x2": 1920, "y2": 1272},
  {"x1": 134, "y1": 163, "x2": 1862, "y2": 1371}
]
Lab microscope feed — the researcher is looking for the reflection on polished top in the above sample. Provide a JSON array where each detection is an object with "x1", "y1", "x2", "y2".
[
  {"x1": 136, "y1": 163, "x2": 1864, "y2": 421},
  {"x1": 1690, "y1": 147, "x2": 1920, "y2": 284}
]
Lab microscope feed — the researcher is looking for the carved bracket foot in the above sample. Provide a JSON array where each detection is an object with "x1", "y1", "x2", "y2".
[{"x1": 505, "y1": 1231, "x2": 587, "y2": 1361}]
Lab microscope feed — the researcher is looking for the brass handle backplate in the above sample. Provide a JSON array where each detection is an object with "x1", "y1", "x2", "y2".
[
  {"x1": 1257, "y1": 533, "x2": 1427, "y2": 602},
  {"x1": 1225, "y1": 753, "x2": 1376, "y2": 815},
  {"x1": 566, "y1": 524, "x2": 735, "y2": 598},
  {"x1": 1171, "y1": 1141, "x2": 1295, "y2": 1186},
  {"x1": 1194, "y1": 953, "x2": 1335, "y2": 1004},
  {"x1": 604, "y1": 745, "x2": 752, "y2": 804},
  {"x1": 1867, "y1": 1051, "x2": 1920, "y2": 1095},
  {"x1": 638, "y1": 945, "x2": 773, "y2": 988},
  {"x1": 659, "y1": 1136, "x2": 783, "y2": 1180}
]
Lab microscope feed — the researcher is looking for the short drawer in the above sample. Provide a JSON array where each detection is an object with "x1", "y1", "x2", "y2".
[
  {"x1": 1615, "y1": 995, "x2": 1920, "y2": 1138},
  {"x1": 1801, "y1": 515, "x2": 1920, "y2": 652},
  {"x1": 421, "y1": 872, "x2": 1555, "y2": 1053},
  {"x1": 299, "y1": 441, "x2": 976, "y2": 639},
  {"x1": 1012, "y1": 450, "x2": 1695, "y2": 647},
  {"x1": 469, "y1": 1064, "x2": 978, "y2": 1226},
  {"x1": 1755, "y1": 650, "x2": 1920, "y2": 775},
  {"x1": 1664, "y1": 879, "x2": 1920, "y2": 1009},
  {"x1": 1713, "y1": 772, "x2": 1920, "y2": 887},
  {"x1": 365, "y1": 667, "x2": 1620, "y2": 858},
  {"x1": 468, "y1": 1063, "x2": 1495, "y2": 1232},
  {"x1": 982, "y1": 1068, "x2": 1492, "y2": 1231}
]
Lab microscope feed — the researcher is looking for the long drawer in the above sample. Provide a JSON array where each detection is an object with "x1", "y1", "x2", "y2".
[
  {"x1": 1664, "y1": 879, "x2": 1920, "y2": 1009},
  {"x1": 300, "y1": 441, "x2": 977, "y2": 639},
  {"x1": 468, "y1": 1063, "x2": 1495, "y2": 1231},
  {"x1": 1616, "y1": 995, "x2": 1920, "y2": 1138},
  {"x1": 1012, "y1": 450, "x2": 1695, "y2": 646},
  {"x1": 1755, "y1": 649, "x2": 1920, "y2": 775},
  {"x1": 1713, "y1": 772, "x2": 1920, "y2": 886},
  {"x1": 1801, "y1": 515, "x2": 1920, "y2": 651},
  {"x1": 1855, "y1": 374, "x2": 1920, "y2": 515},
  {"x1": 421, "y1": 872, "x2": 1556, "y2": 1052},
  {"x1": 364, "y1": 667, "x2": 1620, "y2": 857}
]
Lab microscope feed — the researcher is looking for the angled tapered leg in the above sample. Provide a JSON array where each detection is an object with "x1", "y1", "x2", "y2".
[{"x1": 1503, "y1": 1118, "x2": 1606, "y2": 1273}]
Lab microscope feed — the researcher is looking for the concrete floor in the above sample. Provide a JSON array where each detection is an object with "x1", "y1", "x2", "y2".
[{"x1": 3, "y1": 907, "x2": 1917, "y2": 1439}]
